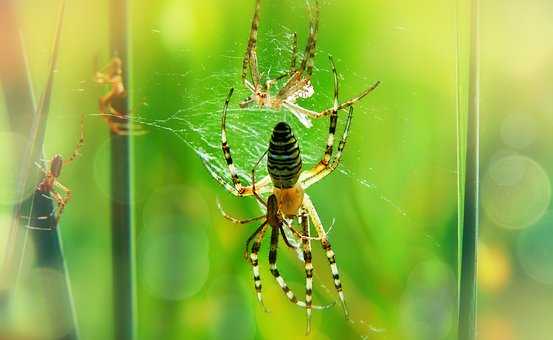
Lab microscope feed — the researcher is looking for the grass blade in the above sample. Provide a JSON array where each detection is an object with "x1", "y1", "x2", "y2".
[
  {"x1": 458, "y1": 0, "x2": 479, "y2": 339},
  {"x1": 108, "y1": 0, "x2": 136, "y2": 338}
]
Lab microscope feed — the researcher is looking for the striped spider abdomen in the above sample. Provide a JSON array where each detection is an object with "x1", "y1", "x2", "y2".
[
  {"x1": 268, "y1": 122, "x2": 305, "y2": 217},
  {"x1": 267, "y1": 122, "x2": 302, "y2": 188}
]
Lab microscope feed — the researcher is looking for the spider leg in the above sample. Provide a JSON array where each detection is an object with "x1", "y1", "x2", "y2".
[
  {"x1": 289, "y1": 32, "x2": 298, "y2": 76},
  {"x1": 298, "y1": 81, "x2": 380, "y2": 120},
  {"x1": 298, "y1": 0, "x2": 320, "y2": 80},
  {"x1": 251, "y1": 149, "x2": 269, "y2": 206},
  {"x1": 248, "y1": 221, "x2": 270, "y2": 311},
  {"x1": 314, "y1": 55, "x2": 340, "y2": 168},
  {"x1": 239, "y1": 96, "x2": 255, "y2": 109},
  {"x1": 216, "y1": 198, "x2": 265, "y2": 225},
  {"x1": 300, "y1": 106, "x2": 353, "y2": 189},
  {"x1": 220, "y1": 88, "x2": 271, "y2": 197},
  {"x1": 300, "y1": 209, "x2": 314, "y2": 334},
  {"x1": 282, "y1": 56, "x2": 379, "y2": 124},
  {"x1": 264, "y1": 72, "x2": 288, "y2": 92},
  {"x1": 35, "y1": 162, "x2": 49, "y2": 175},
  {"x1": 303, "y1": 194, "x2": 348, "y2": 319},
  {"x1": 279, "y1": 225, "x2": 299, "y2": 249},
  {"x1": 269, "y1": 224, "x2": 302, "y2": 306},
  {"x1": 242, "y1": 0, "x2": 261, "y2": 89},
  {"x1": 53, "y1": 180, "x2": 72, "y2": 226},
  {"x1": 275, "y1": 1, "x2": 319, "y2": 102},
  {"x1": 63, "y1": 113, "x2": 85, "y2": 165},
  {"x1": 268, "y1": 223, "x2": 333, "y2": 311}
]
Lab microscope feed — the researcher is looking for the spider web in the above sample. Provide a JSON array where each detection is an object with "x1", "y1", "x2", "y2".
[
  {"x1": 131, "y1": 28, "x2": 406, "y2": 220},
  {"x1": 134, "y1": 30, "x2": 339, "y2": 186}
]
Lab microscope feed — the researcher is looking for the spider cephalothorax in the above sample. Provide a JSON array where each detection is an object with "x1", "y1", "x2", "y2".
[
  {"x1": 216, "y1": 55, "x2": 363, "y2": 333},
  {"x1": 239, "y1": 0, "x2": 380, "y2": 128}
]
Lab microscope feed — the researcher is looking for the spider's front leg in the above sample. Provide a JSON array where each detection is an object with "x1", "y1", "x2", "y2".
[
  {"x1": 247, "y1": 222, "x2": 270, "y2": 311},
  {"x1": 220, "y1": 88, "x2": 271, "y2": 197},
  {"x1": 300, "y1": 106, "x2": 354, "y2": 189},
  {"x1": 283, "y1": 55, "x2": 379, "y2": 128}
]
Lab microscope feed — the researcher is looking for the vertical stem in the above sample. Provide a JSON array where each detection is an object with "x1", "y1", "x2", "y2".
[
  {"x1": 109, "y1": 0, "x2": 135, "y2": 339},
  {"x1": 458, "y1": 0, "x2": 479, "y2": 339}
]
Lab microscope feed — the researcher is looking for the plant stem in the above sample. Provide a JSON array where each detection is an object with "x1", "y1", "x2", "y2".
[
  {"x1": 108, "y1": 0, "x2": 136, "y2": 339},
  {"x1": 0, "y1": 1, "x2": 79, "y2": 339},
  {"x1": 458, "y1": 0, "x2": 479, "y2": 339}
]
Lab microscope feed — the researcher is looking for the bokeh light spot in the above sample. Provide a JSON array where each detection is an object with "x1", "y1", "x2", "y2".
[
  {"x1": 140, "y1": 221, "x2": 209, "y2": 300},
  {"x1": 482, "y1": 155, "x2": 550, "y2": 229},
  {"x1": 399, "y1": 259, "x2": 456, "y2": 340},
  {"x1": 478, "y1": 242, "x2": 511, "y2": 293},
  {"x1": 478, "y1": 315, "x2": 515, "y2": 340},
  {"x1": 517, "y1": 211, "x2": 553, "y2": 284},
  {"x1": 159, "y1": 1, "x2": 219, "y2": 53}
]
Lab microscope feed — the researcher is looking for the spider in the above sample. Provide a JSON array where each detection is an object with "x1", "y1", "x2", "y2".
[
  {"x1": 216, "y1": 56, "x2": 360, "y2": 333},
  {"x1": 95, "y1": 57, "x2": 145, "y2": 135},
  {"x1": 23, "y1": 116, "x2": 84, "y2": 230},
  {"x1": 239, "y1": 0, "x2": 380, "y2": 128}
]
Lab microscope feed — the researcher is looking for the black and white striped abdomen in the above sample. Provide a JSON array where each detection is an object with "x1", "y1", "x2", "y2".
[{"x1": 267, "y1": 122, "x2": 302, "y2": 188}]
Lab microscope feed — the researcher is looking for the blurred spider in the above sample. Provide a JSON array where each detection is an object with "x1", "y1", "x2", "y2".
[
  {"x1": 217, "y1": 56, "x2": 356, "y2": 333},
  {"x1": 95, "y1": 57, "x2": 145, "y2": 135},
  {"x1": 240, "y1": 0, "x2": 380, "y2": 128},
  {"x1": 24, "y1": 116, "x2": 84, "y2": 230}
]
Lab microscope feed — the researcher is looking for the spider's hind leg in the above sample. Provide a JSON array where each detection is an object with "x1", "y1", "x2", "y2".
[
  {"x1": 303, "y1": 195, "x2": 349, "y2": 319},
  {"x1": 269, "y1": 224, "x2": 311, "y2": 310},
  {"x1": 268, "y1": 224, "x2": 333, "y2": 313},
  {"x1": 300, "y1": 209, "x2": 315, "y2": 334},
  {"x1": 247, "y1": 222, "x2": 270, "y2": 311}
]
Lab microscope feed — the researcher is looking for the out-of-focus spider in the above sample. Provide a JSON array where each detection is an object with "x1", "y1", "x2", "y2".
[
  {"x1": 216, "y1": 56, "x2": 357, "y2": 333},
  {"x1": 24, "y1": 116, "x2": 84, "y2": 230},
  {"x1": 95, "y1": 57, "x2": 145, "y2": 135},
  {"x1": 240, "y1": 0, "x2": 380, "y2": 128}
]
